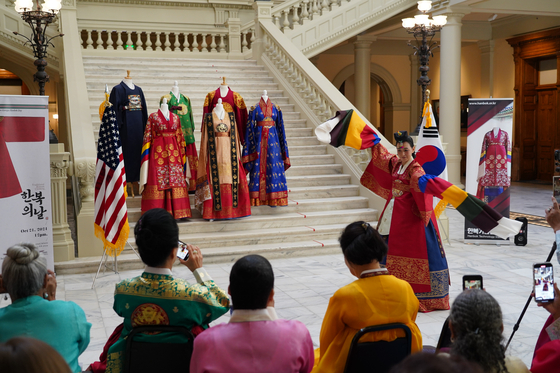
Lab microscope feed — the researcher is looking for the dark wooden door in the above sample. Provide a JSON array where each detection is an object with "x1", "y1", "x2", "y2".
[
  {"x1": 520, "y1": 60, "x2": 538, "y2": 180},
  {"x1": 536, "y1": 89, "x2": 557, "y2": 180}
]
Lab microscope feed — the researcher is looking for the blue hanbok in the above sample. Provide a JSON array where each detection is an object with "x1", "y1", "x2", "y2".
[{"x1": 242, "y1": 98, "x2": 290, "y2": 206}]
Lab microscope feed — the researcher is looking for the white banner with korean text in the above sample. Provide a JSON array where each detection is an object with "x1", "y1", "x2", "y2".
[{"x1": 0, "y1": 95, "x2": 54, "y2": 270}]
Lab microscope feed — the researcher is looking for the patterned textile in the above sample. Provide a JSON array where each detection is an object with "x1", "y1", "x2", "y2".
[
  {"x1": 105, "y1": 272, "x2": 229, "y2": 373},
  {"x1": 477, "y1": 129, "x2": 511, "y2": 199},
  {"x1": 361, "y1": 142, "x2": 449, "y2": 312},
  {"x1": 202, "y1": 87, "x2": 248, "y2": 145},
  {"x1": 139, "y1": 110, "x2": 191, "y2": 219},
  {"x1": 109, "y1": 82, "x2": 148, "y2": 182},
  {"x1": 242, "y1": 98, "x2": 290, "y2": 206},
  {"x1": 161, "y1": 92, "x2": 198, "y2": 191},
  {"x1": 196, "y1": 112, "x2": 251, "y2": 219}
]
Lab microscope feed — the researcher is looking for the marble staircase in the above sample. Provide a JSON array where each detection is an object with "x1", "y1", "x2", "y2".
[{"x1": 55, "y1": 56, "x2": 378, "y2": 274}]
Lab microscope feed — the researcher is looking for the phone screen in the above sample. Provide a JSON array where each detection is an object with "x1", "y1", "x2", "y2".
[
  {"x1": 464, "y1": 279, "x2": 482, "y2": 290},
  {"x1": 534, "y1": 263, "x2": 554, "y2": 302},
  {"x1": 554, "y1": 176, "x2": 560, "y2": 204},
  {"x1": 177, "y1": 241, "x2": 189, "y2": 260}
]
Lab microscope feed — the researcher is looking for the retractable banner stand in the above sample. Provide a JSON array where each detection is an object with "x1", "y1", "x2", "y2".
[
  {"x1": 464, "y1": 99, "x2": 514, "y2": 243},
  {"x1": 0, "y1": 95, "x2": 54, "y2": 269}
]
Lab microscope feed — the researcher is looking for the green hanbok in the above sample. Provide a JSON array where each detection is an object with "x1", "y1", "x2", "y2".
[{"x1": 161, "y1": 92, "x2": 198, "y2": 191}]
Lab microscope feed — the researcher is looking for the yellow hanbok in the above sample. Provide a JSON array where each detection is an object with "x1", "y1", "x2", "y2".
[{"x1": 312, "y1": 272, "x2": 422, "y2": 373}]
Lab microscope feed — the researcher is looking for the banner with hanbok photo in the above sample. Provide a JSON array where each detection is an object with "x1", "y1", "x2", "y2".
[
  {"x1": 464, "y1": 98, "x2": 514, "y2": 242},
  {"x1": 0, "y1": 95, "x2": 53, "y2": 269}
]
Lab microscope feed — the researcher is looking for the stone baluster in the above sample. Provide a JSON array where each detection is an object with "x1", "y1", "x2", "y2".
[
  {"x1": 85, "y1": 30, "x2": 94, "y2": 49},
  {"x1": 193, "y1": 33, "x2": 200, "y2": 52},
  {"x1": 163, "y1": 32, "x2": 171, "y2": 51},
  {"x1": 330, "y1": 0, "x2": 339, "y2": 9},
  {"x1": 174, "y1": 33, "x2": 181, "y2": 52},
  {"x1": 241, "y1": 31, "x2": 248, "y2": 52},
  {"x1": 155, "y1": 32, "x2": 163, "y2": 51},
  {"x1": 292, "y1": 5, "x2": 300, "y2": 29},
  {"x1": 250, "y1": 28, "x2": 255, "y2": 48},
  {"x1": 273, "y1": 15, "x2": 280, "y2": 28},
  {"x1": 321, "y1": 0, "x2": 329, "y2": 13},
  {"x1": 145, "y1": 32, "x2": 153, "y2": 51},
  {"x1": 219, "y1": 34, "x2": 226, "y2": 53},
  {"x1": 301, "y1": 0, "x2": 310, "y2": 22},
  {"x1": 201, "y1": 34, "x2": 208, "y2": 52},
  {"x1": 124, "y1": 31, "x2": 133, "y2": 51},
  {"x1": 96, "y1": 30, "x2": 103, "y2": 49},
  {"x1": 116, "y1": 31, "x2": 124, "y2": 50},
  {"x1": 50, "y1": 144, "x2": 75, "y2": 262},
  {"x1": 210, "y1": 34, "x2": 217, "y2": 52},
  {"x1": 312, "y1": 0, "x2": 319, "y2": 16},
  {"x1": 282, "y1": 10, "x2": 290, "y2": 31}
]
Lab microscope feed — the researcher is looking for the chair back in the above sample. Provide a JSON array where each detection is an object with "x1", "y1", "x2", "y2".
[
  {"x1": 436, "y1": 316, "x2": 452, "y2": 353},
  {"x1": 343, "y1": 323, "x2": 412, "y2": 373},
  {"x1": 124, "y1": 325, "x2": 195, "y2": 373}
]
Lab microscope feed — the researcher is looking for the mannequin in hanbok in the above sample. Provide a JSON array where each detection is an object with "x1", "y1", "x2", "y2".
[
  {"x1": 202, "y1": 78, "x2": 248, "y2": 145},
  {"x1": 109, "y1": 71, "x2": 148, "y2": 194},
  {"x1": 242, "y1": 90, "x2": 290, "y2": 206},
  {"x1": 139, "y1": 98, "x2": 191, "y2": 219},
  {"x1": 196, "y1": 99, "x2": 251, "y2": 220},
  {"x1": 362, "y1": 131, "x2": 449, "y2": 312},
  {"x1": 476, "y1": 126, "x2": 511, "y2": 202},
  {"x1": 160, "y1": 81, "x2": 198, "y2": 191}
]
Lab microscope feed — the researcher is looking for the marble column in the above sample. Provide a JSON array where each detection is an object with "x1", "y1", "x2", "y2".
[
  {"x1": 478, "y1": 40, "x2": 495, "y2": 98},
  {"x1": 354, "y1": 36, "x2": 375, "y2": 121},
  {"x1": 50, "y1": 144, "x2": 75, "y2": 262},
  {"x1": 409, "y1": 53, "x2": 421, "y2": 133},
  {"x1": 439, "y1": 13, "x2": 464, "y2": 188}
]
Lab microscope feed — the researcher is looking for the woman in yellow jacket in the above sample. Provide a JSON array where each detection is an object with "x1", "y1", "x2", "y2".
[{"x1": 312, "y1": 221, "x2": 423, "y2": 373}]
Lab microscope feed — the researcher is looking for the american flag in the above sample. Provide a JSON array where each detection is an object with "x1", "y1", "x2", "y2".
[{"x1": 94, "y1": 106, "x2": 129, "y2": 256}]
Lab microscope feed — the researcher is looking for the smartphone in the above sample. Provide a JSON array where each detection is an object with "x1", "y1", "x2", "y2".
[
  {"x1": 462, "y1": 275, "x2": 483, "y2": 290},
  {"x1": 534, "y1": 263, "x2": 555, "y2": 303},
  {"x1": 554, "y1": 176, "x2": 560, "y2": 204},
  {"x1": 177, "y1": 240, "x2": 189, "y2": 260}
]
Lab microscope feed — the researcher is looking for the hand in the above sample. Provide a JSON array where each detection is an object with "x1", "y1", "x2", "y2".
[
  {"x1": 537, "y1": 282, "x2": 560, "y2": 321},
  {"x1": 178, "y1": 244, "x2": 203, "y2": 272},
  {"x1": 45, "y1": 270, "x2": 57, "y2": 301},
  {"x1": 545, "y1": 196, "x2": 560, "y2": 232}
]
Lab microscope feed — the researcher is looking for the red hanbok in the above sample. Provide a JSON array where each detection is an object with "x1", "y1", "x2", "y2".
[
  {"x1": 476, "y1": 129, "x2": 511, "y2": 200},
  {"x1": 139, "y1": 110, "x2": 191, "y2": 219}
]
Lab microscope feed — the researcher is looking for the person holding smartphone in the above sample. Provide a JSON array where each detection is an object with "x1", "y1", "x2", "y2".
[
  {"x1": 102, "y1": 208, "x2": 230, "y2": 373},
  {"x1": 531, "y1": 197, "x2": 560, "y2": 373}
]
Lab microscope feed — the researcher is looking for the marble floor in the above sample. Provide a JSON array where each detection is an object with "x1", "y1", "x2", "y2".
[{"x1": 2, "y1": 182, "x2": 556, "y2": 370}]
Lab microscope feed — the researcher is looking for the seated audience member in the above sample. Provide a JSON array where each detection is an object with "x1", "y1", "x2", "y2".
[
  {"x1": 0, "y1": 243, "x2": 90, "y2": 373},
  {"x1": 389, "y1": 352, "x2": 483, "y2": 373},
  {"x1": 105, "y1": 208, "x2": 230, "y2": 373},
  {"x1": 446, "y1": 289, "x2": 529, "y2": 373},
  {"x1": 312, "y1": 221, "x2": 423, "y2": 373},
  {"x1": 531, "y1": 197, "x2": 560, "y2": 373},
  {"x1": 0, "y1": 337, "x2": 73, "y2": 373},
  {"x1": 190, "y1": 254, "x2": 314, "y2": 373}
]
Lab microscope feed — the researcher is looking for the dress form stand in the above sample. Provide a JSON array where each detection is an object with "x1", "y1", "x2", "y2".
[
  {"x1": 219, "y1": 77, "x2": 228, "y2": 98},
  {"x1": 261, "y1": 90, "x2": 268, "y2": 103},
  {"x1": 123, "y1": 70, "x2": 134, "y2": 89},
  {"x1": 160, "y1": 98, "x2": 170, "y2": 120},
  {"x1": 171, "y1": 80, "x2": 180, "y2": 100},
  {"x1": 214, "y1": 98, "x2": 225, "y2": 119}
]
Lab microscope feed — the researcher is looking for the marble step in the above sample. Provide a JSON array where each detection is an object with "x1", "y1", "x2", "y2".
[
  {"x1": 87, "y1": 88, "x2": 284, "y2": 98},
  {"x1": 82, "y1": 56, "x2": 262, "y2": 67},
  {"x1": 84, "y1": 72, "x2": 275, "y2": 82},
  {"x1": 125, "y1": 184, "x2": 358, "y2": 210},
  {"x1": 288, "y1": 145, "x2": 327, "y2": 156},
  {"x1": 55, "y1": 238, "x2": 347, "y2": 275},
  {"x1": 126, "y1": 195, "x2": 368, "y2": 222},
  {"x1": 164, "y1": 208, "x2": 378, "y2": 234}
]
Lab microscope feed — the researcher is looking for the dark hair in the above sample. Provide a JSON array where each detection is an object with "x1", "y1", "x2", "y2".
[
  {"x1": 0, "y1": 337, "x2": 72, "y2": 373},
  {"x1": 389, "y1": 352, "x2": 483, "y2": 373},
  {"x1": 394, "y1": 130, "x2": 414, "y2": 148},
  {"x1": 339, "y1": 221, "x2": 388, "y2": 265},
  {"x1": 134, "y1": 208, "x2": 179, "y2": 267},
  {"x1": 229, "y1": 255, "x2": 274, "y2": 310},
  {"x1": 449, "y1": 290, "x2": 508, "y2": 373}
]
